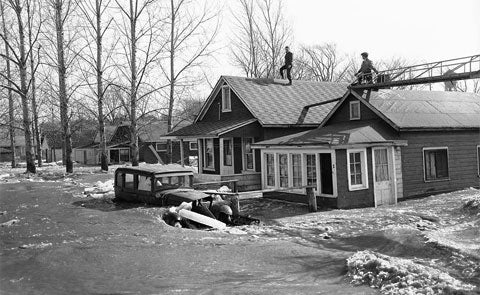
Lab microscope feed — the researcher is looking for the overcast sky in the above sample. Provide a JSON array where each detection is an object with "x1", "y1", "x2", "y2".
[{"x1": 212, "y1": 0, "x2": 480, "y2": 79}]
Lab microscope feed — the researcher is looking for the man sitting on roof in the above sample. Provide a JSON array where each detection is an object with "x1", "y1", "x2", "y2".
[{"x1": 356, "y1": 52, "x2": 378, "y2": 84}]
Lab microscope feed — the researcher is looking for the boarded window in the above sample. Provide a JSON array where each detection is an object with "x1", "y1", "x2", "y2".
[
  {"x1": 424, "y1": 148, "x2": 449, "y2": 181},
  {"x1": 266, "y1": 153, "x2": 275, "y2": 186},
  {"x1": 222, "y1": 86, "x2": 231, "y2": 112},
  {"x1": 292, "y1": 154, "x2": 302, "y2": 187},
  {"x1": 244, "y1": 138, "x2": 254, "y2": 170},
  {"x1": 223, "y1": 139, "x2": 233, "y2": 166},
  {"x1": 204, "y1": 139, "x2": 214, "y2": 169},
  {"x1": 374, "y1": 149, "x2": 389, "y2": 182},
  {"x1": 279, "y1": 154, "x2": 288, "y2": 187},
  {"x1": 350, "y1": 101, "x2": 360, "y2": 120},
  {"x1": 306, "y1": 154, "x2": 317, "y2": 187}
]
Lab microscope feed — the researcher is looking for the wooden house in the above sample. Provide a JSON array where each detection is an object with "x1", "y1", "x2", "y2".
[
  {"x1": 254, "y1": 89, "x2": 480, "y2": 209},
  {"x1": 165, "y1": 76, "x2": 348, "y2": 191},
  {"x1": 74, "y1": 122, "x2": 197, "y2": 165}
]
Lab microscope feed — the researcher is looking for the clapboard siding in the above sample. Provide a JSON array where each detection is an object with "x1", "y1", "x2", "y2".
[
  {"x1": 327, "y1": 95, "x2": 382, "y2": 124},
  {"x1": 400, "y1": 130, "x2": 480, "y2": 198},
  {"x1": 201, "y1": 85, "x2": 254, "y2": 122}
]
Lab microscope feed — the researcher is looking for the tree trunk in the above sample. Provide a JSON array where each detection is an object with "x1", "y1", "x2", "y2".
[
  {"x1": 129, "y1": 0, "x2": 138, "y2": 166},
  {"x1": 27, "y1": 2, "x2": 42, "y2": 167},
  {"x1": 167, "y1": 0, "x2": 175, "y2": 164},
  {"x1": 54, "y1": 0, "x2": 73, "y2": 173},
  {"x1": 14, "y1": 3, "x2": 36, "y2": 173},
  {"x1": 96, "y1": 0, "x2": 108, "y2": 171},
  {"x1": 1, "y1": 2, "x2": 16, "y2": 168}
]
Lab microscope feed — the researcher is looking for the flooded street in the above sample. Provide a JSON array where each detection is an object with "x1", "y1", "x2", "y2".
[{"x1": 1, "y1": 172, "x2": 479, "y2": 294}]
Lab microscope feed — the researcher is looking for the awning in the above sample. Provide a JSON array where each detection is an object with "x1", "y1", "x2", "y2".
[
  {"x1": 253, "y1": 121, "x2": 407, "y2": 149},
  {"x1": 162, "y1": 119, "x2": 258, "y2": 139}
]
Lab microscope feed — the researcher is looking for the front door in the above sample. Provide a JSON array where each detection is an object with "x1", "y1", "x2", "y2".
[{"x1": 373, "y1": 147, "x2": 395, "y2": 206}]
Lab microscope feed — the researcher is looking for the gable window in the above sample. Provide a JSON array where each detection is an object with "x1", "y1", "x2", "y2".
[
  {"x1": 243, "y1": 138, "x2": 254, "y2": 171},
  {"x1": 203, "y1": 138, "x2": 214, "y2": 169},
  {"x1": 189, "y1": 141, "x2": 198, "y2": 151},
  {"x1": 350, "y1": 101, "x2": 360, "y2": 120},
  {"x1": 291, "y1": 154, "x2": 302, "y2": 187},
  {"x1": 156, "y1": 142, "x2": 167, "y2": 152},
  {"x1": 279, "y1": 154, "x2": 288, "y2": 187},
  {"x1": 423, "y1": 147, "x2": 449, "y2": 181},
  {"x1": 306, "y1": 154, "x2": 317, "y2": 187},
  {"x1": 221, "y1": 86, "x2": 231, "y2": 112},
  {"x1": 266, "y1": 153, "x2": 275, "y2": 186},
  {"x1": 347, "y1": 148, "x2": 369, "y2": 190},
  {"x1": 223, "y1": 138, "x2": 233, "y2": 166}
]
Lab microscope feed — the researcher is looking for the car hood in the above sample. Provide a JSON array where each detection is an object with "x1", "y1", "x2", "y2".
[{"x1": 159, "y1": 188, "x2": 209, "y2": 203}]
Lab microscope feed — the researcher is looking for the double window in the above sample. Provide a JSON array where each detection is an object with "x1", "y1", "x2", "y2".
[
  {"x1": 347, "y1": 149, "x2": 368, "y2": 190},
  {"x1": 221, "y1": 86, "x2": 231, "y2": 112},
  {"x1": 203, "y1": 139, "x2": 214, "y2": 169},
  {"x1": 423, "y1": 147, "x2": 449, "y2": 181}
]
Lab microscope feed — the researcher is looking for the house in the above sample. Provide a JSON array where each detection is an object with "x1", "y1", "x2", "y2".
[
  {"x1": 253, "y1": 89, "x2": 480, "y2": 209},
  {"x1": 74, "y1": 122, "x2": 197, "y2": 165},
  {"x1": 0, "y1": 129, "x2": 49, "y2": 162},
  {"x1": 164, "y1": 76, "x2": 348, "y2": 191}
]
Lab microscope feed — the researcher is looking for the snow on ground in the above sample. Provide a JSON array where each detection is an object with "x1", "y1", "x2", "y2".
[{"x1": 346, "y1": 250, "x2": 474, "y2": 295}]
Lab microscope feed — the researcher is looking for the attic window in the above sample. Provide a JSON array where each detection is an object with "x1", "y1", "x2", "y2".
[
  {"x1": 350, "y1": 101, "x2": 360, "y2": 120},
  {"x1": 221, "y1": 86, "x2": 231, "y2": 112}
]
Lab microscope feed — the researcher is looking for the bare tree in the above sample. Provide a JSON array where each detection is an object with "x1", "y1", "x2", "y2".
[
  {"x1": 455, "y1": 79, "x2": 480, "y2": 93},
  {"x1": 0, "y1": 0, "x2": 38, "y2": 173},
  {"x1": 294, "y1": 44, "x2": 350, "y2": 82},
  {"x1": 77, "y1": 0, "x2": 115, "y2": 171},
  {"x1": 0, "y1": 1, "x2": 16, "y2": 168},
  {"x1": 115, "y1": 0, "x2": 165, "y2": 166}
]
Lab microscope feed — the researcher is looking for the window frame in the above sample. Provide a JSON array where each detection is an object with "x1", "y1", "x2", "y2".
[
  {"x1": 291, "y1": 153, "x2": 303, "y2": 188},
  {"x1": 242, "y1": 137, "x2": 255, "y2": 171},
  {"x1": 223, "y1": 138, "x2": 233, "y2": 166},
  {"x1": 189, "y1": 141, "x2": 198, "y2": 151},
  {"x1": 265, "y1": 153, "x2": 276, "y2": 188},
  {"x1": 346, "y1": 148, "x2": 369, "y2": 191},
  {"x1": 305, "y1": 153, "x2": 317, "y2": 190},
  {"x1": 349, "y1": 101, "x2": 361, "y2": 120},
  {"x1": 423, "y1": 147, "x2": 450, "y2": 182},
  {"x1": 278, "y1": 153, "x2": 289, "y2": 188},
  {"x1": 221, "y1": 85, "x2": 232, "y2": 112},
  {"x1": 156, "y1": 142, "x2": 167, "y2": 152},
  {"x1": 203, "y1": 138, "x2": 215, "y2": 170}
]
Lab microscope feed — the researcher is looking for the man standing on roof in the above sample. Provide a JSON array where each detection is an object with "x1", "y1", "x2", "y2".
[
  {"x1": 356, "y1": 52, "x2": 378, "y2": 84},
  {"x1": 280, "y1": 46, "x2": 293, "y2": 85}
]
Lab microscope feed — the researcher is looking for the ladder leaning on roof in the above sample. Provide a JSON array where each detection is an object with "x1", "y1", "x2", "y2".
[{"x1": 349, "y1": 54, "x2": 480, "y2": 90}]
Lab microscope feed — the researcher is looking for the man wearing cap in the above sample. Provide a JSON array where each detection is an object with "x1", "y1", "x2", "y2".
[
  {"x1": 356, "y1": 52, "x2": 378, "y2": 84},
  {"x1": 280, "y1": 46, "x2": 293, "y2": 85}
]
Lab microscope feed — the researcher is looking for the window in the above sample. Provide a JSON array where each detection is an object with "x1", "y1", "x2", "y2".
[
  {"x1": 119, "y1": 149, "x2": 130, "y2": 162},
  {"x1": 243, "y1": 138, "x2": 254, "y2": 170},
  {"x1": 423, "y1": 148, "x2": 449, "y2": 181},
  {"x1": 116, "y1": 172, "x2": 124, "y2": 187},
  {"x1": 350, "y1": 101, "x2": 360, "y2": 120},
  {"x1": 221, "y1": 86, "x2": 231, "y2": 112},
  {"x1": 223, "y1": 138, "x2": 233, "y2": 166},
  {"x1": 279, "y1": 154, "x2": 288, "y2": 187},
  {"x1": 203, "y1": 139, "x2": 214, "y2": 169},
  {"x1": 125, "y1": 173, "x2": 134, "y2": 189},
  {"x1": 266, "y1": 153, "x2": 275, "y2": 186},
  {"x1": 189, "y1": 141, "x2": 198, "y2": 151},
  {"x1": 291, "y1": 154, "x2": 302, "y2": 187},
  {"x1": 138, "y1": 176, "x2": 152, "y2": 191},
  {"x1": 306, "y1": 154, "x2": 317, "y2": 187},
  {"x1": 374, "y1": 148, "x2": 389, "y2": 182},
  {"x1": 156, "y1": 142, "x2": 167, "y2": 152},
  {"x1": 347, "y1": 149, "x2": 368, "y2": 190}
]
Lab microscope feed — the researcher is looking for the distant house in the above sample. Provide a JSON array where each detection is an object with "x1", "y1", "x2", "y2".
[
  {"x1": 165, "y1": 76, "x2": 348, "y2": 191},
  {"x1": 254, "y1": 89, "x2": 480, "y2": 209},
  {"x1": 74, "y1": 122, "x2": 197, "y2": 165},
  {"x1": 0, "y1": 129, "x2": 49, "y2": 162}
]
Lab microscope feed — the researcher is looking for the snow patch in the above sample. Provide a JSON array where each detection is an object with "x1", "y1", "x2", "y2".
[
  {"x1": 1, "y1": 219, "x2": 19, "y2": 227},
  {"x1": 19, "y1": 242, "x2": 53, "y2": 249},
  {"x1": 82, "y1": 180, "x2": 114, "y2": 199},
  {"x1": 462, "y1": 194, "x2": 480, "y2": 215},
  {"x1": 346, "y1": 250, "x2": 474, "y2": 294}
]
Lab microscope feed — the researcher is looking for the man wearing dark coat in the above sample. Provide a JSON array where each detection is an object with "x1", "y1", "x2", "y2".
[
  {"x1": 356, "y1": 52, "x2": 378, "y2": 84},
  {"x1": 280, "y1": 46, "x2": 293, "y2": 85}
]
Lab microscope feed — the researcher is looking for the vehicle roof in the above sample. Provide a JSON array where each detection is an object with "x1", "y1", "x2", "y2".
[{"x1": 115, "y1": 165, "x2": 194, "y2": 176}]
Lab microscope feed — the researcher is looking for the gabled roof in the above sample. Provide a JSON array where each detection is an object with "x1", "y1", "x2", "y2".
[
  {"x1": 166, "y1": 118, "x2": 258, "y2": 138},
  {"x1": 324, "y1": 89, "x2": 480, "y2": 130},
  {"x1": 197, "y1": 76, "x2": 348, "y2": 126},
  {"x1": 253, "y1": 121, "x2": 406, "y2": 148}
]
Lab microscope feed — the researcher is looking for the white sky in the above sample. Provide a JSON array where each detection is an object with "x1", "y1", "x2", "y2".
[{"x1": 211, "y1": 0, "x2": 480, "y2": 79}]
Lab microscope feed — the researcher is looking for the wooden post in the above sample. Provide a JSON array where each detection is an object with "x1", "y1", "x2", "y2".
[
  {"x1": 306, "y1": 187, "x2": 317, "y2": 212},
  {"x1": 179, "y1": 139, "x2": 184, "y2": 167}
]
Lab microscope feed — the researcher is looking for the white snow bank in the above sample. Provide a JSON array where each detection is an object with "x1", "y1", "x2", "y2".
[
  {"x1": 346, "y1": 250, "x2": 474, "y2": 294},
  {"x1": 462, "y1": 194, "x2": 480, "y2": 215},
  {"x1": 82, "y1": 180, "x2": 114, "y2": 199}
]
